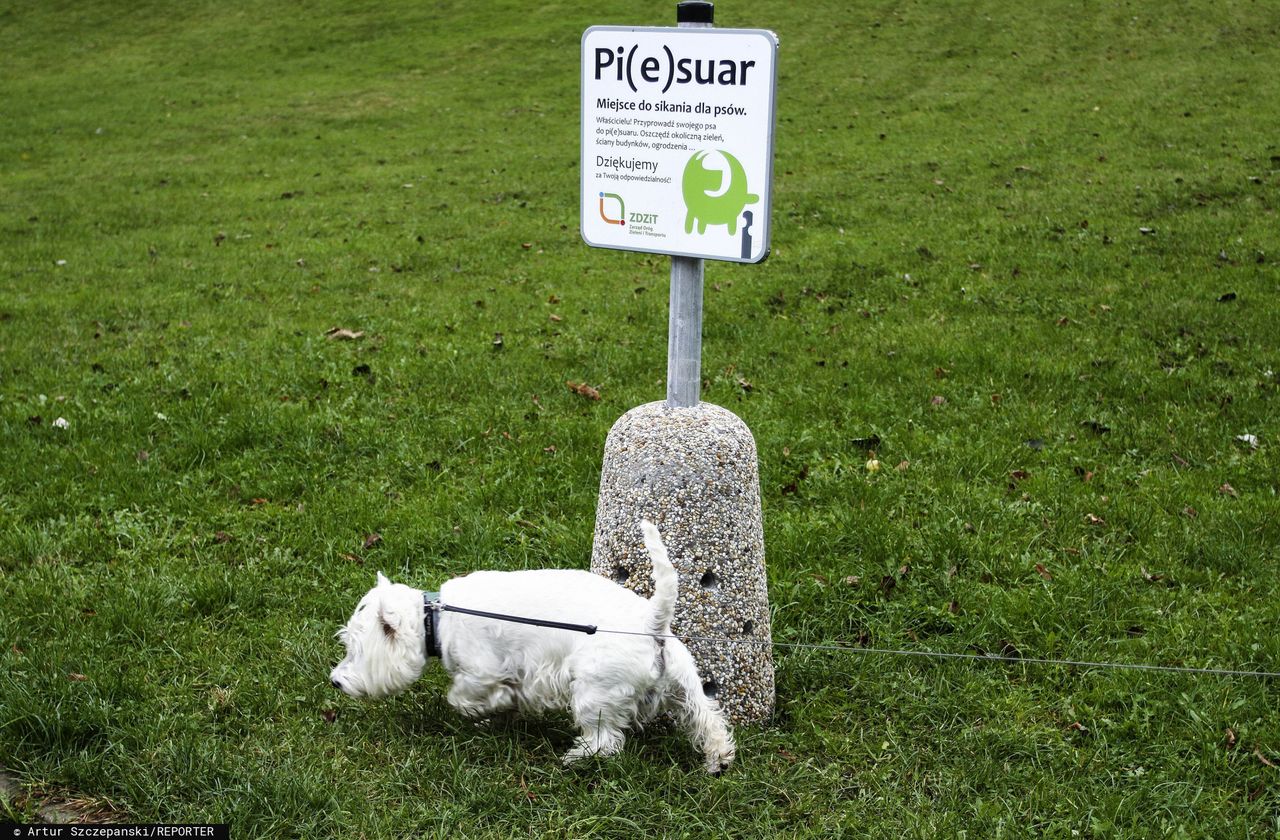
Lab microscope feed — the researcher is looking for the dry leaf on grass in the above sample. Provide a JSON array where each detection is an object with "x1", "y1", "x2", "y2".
[
  {"x1": 324, "y1": 327, "x2": 364, "y2": 341},
  {"x1": 566, "y1": 381, "x2": 601, "y2": 401}
]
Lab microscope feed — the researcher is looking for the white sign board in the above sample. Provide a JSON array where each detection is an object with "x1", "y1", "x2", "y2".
[{"x1": 581, "y1": 26, "x2": 778, "y2": 263}]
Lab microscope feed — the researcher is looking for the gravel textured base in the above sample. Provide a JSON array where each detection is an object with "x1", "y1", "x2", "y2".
[{"x1": 590, "y1": 400, "x2": 774, "y2": 725}]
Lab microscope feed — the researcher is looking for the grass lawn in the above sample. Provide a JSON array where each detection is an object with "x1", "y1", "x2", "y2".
[{"x1": 2, "y1": 0, "x2": 1279, "y2": 835}]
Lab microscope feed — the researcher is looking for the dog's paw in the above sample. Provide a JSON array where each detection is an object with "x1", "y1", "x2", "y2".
[
  {"x1": 469, "y1": 710, "x2": 514, "y2": 731},
  {"x1": 562, "y1": 732, "x2": 625, "y2": 767},
  {"x1": 561, "y1": 745, "x2": 596, "y2": 767},
  {"x1": 704, "y1": 744, "x2": 735, "y2": 775},
  {"x1": 706, "y1": 757, "x2": 732, "y2": 775}
]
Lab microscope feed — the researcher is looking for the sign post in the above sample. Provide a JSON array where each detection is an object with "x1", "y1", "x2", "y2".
[
  {"x1": 585, "y1": 2, "x2": 778, "y2": 726},
  {"x1": 667, "y1": 253, "x2": 703, "y2": 408},
  {"x1": 668, "y1": 0, "x2": 710, "y2": 407}
]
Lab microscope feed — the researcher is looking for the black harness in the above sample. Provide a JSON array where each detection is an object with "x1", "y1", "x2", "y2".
[
  {"x1": 423, "y1": 591, "x2": 443, "y2": 659},
  {"x1": 422, "y1": 592, "x2": 600, "y2": 659}
]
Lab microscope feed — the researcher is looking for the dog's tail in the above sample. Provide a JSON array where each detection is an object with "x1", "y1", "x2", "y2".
[
  {"x1": 640, "y1": 519, "x2": 677, "y2": 637},
  {"x1": 639, "y1": 519, "x2": 736, "y2": 773}
]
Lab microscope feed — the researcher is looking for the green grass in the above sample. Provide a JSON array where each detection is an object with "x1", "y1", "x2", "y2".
[{"x1": 2, "y1": 0, "x2": 1279, "y2": 835}]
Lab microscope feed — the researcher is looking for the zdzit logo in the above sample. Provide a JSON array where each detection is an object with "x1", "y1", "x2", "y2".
[{"x1": 598, "y1": 192, "x2": 626, "y2": 225}]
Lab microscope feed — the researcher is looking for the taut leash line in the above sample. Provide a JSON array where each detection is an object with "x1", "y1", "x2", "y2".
[
  {"x1": 592, "y1": 628, "x2": 1280, "y2": 679},
  {"x1": 431, "y1": 601, "x2": 1278, "y2": 680}
]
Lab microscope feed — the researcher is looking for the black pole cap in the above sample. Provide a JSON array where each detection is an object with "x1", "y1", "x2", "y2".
[{"x1": 676, "y1": 1, "x2": 714, "y2": 24}]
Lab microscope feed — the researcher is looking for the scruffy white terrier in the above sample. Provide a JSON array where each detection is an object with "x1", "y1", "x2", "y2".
[{"x1": 330, "y1": 520, "x2": 735, "y2": 773}]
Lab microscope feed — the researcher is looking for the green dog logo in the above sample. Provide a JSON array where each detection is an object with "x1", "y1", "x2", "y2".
[{"x1": 681, "y1": 150, "x2": 759, "y2": 236}]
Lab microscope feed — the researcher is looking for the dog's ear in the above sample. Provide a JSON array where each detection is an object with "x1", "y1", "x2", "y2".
[
  {"x1": 377, "y1": 594, "x2": 401, "y2": 641},
  {"x1": 376, "y1": 571, "x2": 391, "y2": 588},
  {"x1": 373, "y1": 604, "x2": 399, "y2": 637}
]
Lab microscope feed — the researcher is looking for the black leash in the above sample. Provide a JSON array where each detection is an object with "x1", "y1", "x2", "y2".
[
  {"x1": 423, "y1": 593, "x2": 599, "y2": 658},
  {"x1": 441, "y1": 603, "x2": 598, "y2": 636}
]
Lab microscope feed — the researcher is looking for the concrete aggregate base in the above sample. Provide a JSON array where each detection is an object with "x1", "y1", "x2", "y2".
[{"x1": 590, "y1": 400, "x2": 774, "y2": 725}]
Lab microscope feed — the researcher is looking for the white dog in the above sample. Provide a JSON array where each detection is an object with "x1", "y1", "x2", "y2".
[{"x1": 330, "y1": 521, "x2": 735, "y2": 773}]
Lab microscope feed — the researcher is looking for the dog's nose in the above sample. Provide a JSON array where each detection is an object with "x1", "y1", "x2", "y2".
[{"x1": 331, "y1": 678, "x2": 342, "y2": 690}]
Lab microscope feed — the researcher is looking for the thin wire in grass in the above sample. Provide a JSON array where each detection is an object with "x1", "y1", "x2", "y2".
[
  {"x1": 592, "y1": 628, "x2": 1280, "y2": 680},
  {"x1": 438, "y1": 602, "x2": 1280, "y2": 679}
]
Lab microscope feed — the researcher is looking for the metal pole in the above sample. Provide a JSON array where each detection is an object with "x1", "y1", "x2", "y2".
[
  {"x1": 667, "y1": 1, "x2": 713, "y2": 408},
  {"x1": 666, "y1": 256, "x2": 703, "y2": 407}
]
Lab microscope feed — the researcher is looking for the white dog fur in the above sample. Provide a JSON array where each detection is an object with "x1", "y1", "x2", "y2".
[{"x1": 330, "y1": 520, "x2": 735, "y2": 773}]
